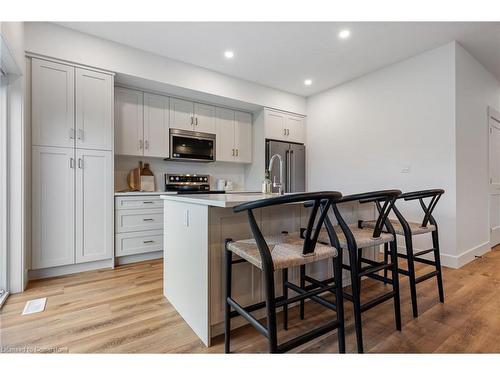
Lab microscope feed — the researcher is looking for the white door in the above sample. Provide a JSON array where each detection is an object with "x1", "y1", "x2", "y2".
[
  {"x1": 114, "y1": 87, "x2": 143, "y2": 156},
  {"x1": 489, "y1": 107, "x2": 500, "y2": 247},
  {"x1": 144, "y1": 93, "x2": 169, "y2": 158},
  {"x1": 32, "y1": 58, "x2": 75, "y2": 148},
  {"x1": 286, "y1": 114, "x2": 305, "y2": 144},
  {"x1": 75, "y1": 149, "x2": 113, "y2": 263},
  {"x1": 32, "y1": 146, "x2": 75, "y2": 269},
  {"x1": 234, "y1": 111, "x2": 252, "y2": 163},
  {"x1": 76, "y1": 68, "x2": 113, "y2": 151},
  {"x1": 194, "y1": 102, "x2": 216, "y2": 134},
  {"x1": 264, "y1": 109, "x2": 286, "y2": 141},
  {"x1": 169, "y1": 98, "x2": 194, "y2": 131},
  {"x1": 215, "y1": 107, "x2": 235, "y2": 162}
]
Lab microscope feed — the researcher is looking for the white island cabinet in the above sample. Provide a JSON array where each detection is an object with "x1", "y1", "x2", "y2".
[{"x1": 161, "y1": 193, "x2": 335, "y2": 346}]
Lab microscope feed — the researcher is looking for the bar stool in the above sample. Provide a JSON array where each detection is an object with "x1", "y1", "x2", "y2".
[
  {"x1": 301, "y1": 189, "x2": 402, "y2": 353},
  {"x1": 360, "y1": 189, "x2": 445, "y2": 318},
  {"x1": 224, "y1": 192, "x2": 345, "y2": 354}
]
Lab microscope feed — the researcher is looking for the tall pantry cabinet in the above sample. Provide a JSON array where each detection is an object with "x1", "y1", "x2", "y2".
[{"x1": 30, "y1": 57, "x2": 114, "y2": 270}]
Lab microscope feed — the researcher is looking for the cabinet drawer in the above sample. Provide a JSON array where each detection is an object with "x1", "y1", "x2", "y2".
[
  {"x1": 115, "y1": 196, "x2": 163, "y2": 210},
  {"x1": 115, "y1": 230, "x2": 163, "y2": 257},
  {"x1": 115, "y1": 208, "x2": 163, "y2": 233}
]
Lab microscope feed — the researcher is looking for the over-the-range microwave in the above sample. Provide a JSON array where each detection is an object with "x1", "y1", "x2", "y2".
[{"x1": 168, "y1": 128, "x2": 216, "y2": 162}]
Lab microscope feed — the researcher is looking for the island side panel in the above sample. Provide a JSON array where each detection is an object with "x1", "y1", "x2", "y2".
[{"x1": 163, "y1": 200, "x2": 210, "y2": 346}]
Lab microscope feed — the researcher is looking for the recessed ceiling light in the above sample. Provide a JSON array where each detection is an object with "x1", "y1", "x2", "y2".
[
  {"x1": 338, "y1": 29, "x2": 351, "y2": 39},
  {"x1": 304, "y1": 79, "x2": 313, "y2": 86},
  {"x1": 224, "y1": 50, "x2": 234, "y2": 59}
]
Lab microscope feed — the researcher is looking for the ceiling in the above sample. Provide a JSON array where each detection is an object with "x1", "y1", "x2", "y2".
[{"x1": 56, "y1": 22, "x2": 500, "y2": 97}]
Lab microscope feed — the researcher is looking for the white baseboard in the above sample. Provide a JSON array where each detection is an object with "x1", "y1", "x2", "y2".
[
  {"x1": 28, "y1": 259, "x2": 114, "y2": 280},
  {"x1": 115, "y1": 251, "x2": 163, "y2": 265},
  {"x1": 440, "y1": 241, "x2": 491, "y2": 269}
]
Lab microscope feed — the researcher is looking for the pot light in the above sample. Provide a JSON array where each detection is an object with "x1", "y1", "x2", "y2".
[
  {"x1": 304, "y1": 79, "x2": 313, "y2": 86},
  {"x1": 338, "y1": 29, "x2": 351, "y2": 39},
  {"x1": 224, "y1": 50, "x2": 234, "y2": 59}
]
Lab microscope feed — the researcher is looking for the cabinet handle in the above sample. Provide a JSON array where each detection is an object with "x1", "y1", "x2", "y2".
[
  {"x1": 69, "y1": 128, "x2": 75, "y2": 140},
  {"x1": 145, "y1": 140, "x2": 149, "y2": 150},
  {"x1": 139, "y1": 140, "x2": 143, "y2": 150},
  {"x1": 143, "y1": 218, "x2": 154, "y2": 221},
  {"x1": 283, "y1": 128, "x2": 286, "y2": 136},
  {"x1": 287, "y1": 129, "x2": 290, "y2": 136},
  {"x1": 195, "y1": 117, "x2": 198, "y2": 126},
  {"x1": 235, "y1": 149, "x2": 239, "y2": 157},
  {"x1": 143, "y1": 240, "x2": 154, "y2": 244},
  {"x1": 70, "y1": 157, "x2": 75, "y2": 169},
  {"x1": 232, "y1": 148, "x2": 235, "y2": 156},
  {"x1": 77, "y1": 129, "x2": 84, "y2": 141},
  {"x1": 143, "y1": 201, "x2": 154, "y2": 204},
  {"x1": 190, "y1": 116, "x2": 194, "y2": 125},
  {"x1": 78, "y1": 158, "x2": 83, "y2": 169}
]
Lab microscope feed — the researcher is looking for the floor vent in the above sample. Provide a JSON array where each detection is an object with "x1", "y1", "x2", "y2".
[{"x1": 22, "y1": 297, "x2": 47, "y2": 315}]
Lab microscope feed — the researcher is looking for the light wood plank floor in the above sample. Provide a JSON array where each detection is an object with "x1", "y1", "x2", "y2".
[{"x1": 1, "y1": 246, "x2": 500, "y2": 353}]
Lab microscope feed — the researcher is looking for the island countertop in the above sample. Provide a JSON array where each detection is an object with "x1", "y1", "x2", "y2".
[{"x1": 160, "y1": 192, "x2": 278, "y2": 208}]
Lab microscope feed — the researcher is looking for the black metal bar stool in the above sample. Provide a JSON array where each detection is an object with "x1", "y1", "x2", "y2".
[
  {"x1": 360, "y1": 189, "x2": 445, "y2": 318},
  {"x1": 224, "y1": 192, "x2": 345, "y2": 353},
  {"x1": 301, "y1": 189, "x2": 402, "y2": 353}
]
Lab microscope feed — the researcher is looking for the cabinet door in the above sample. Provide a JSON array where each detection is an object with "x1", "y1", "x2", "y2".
[
  {"x1": 75, "y1": 149, "x2": 113, "y2": 263},
  {"x1": 114, "y1": 87, "x2": 143, "y2": 156},
  {"x1": 32, "y1": 146, "x2": 75, "y2": 269},
  {"x1": 169, "y1": 97, "x2": 194, "y2": 131},
  {"x1": 234, "y1": 111, "x2": 252, "y2": 163},
  {"x1": 76, "y1": 68, "x2": 113, "y2": 151},
  {"x1": 144, "y1": 93, "x2": 169, "y2": 157},
  {"x1": 32, "y1": 59, "x2": 75, "y2": 148},
  {"x1": 286, "y1": 114, "x2": 305, "y2": 143},
  {"x1": 194, "y1": 102, "x2": 216, "y2": 134},
  {"x1": 215, "y1": 107, "x2": 235, "y2": 162},
  {"x1": 264, "y1": 109, "x2": 286, "y2": 141}
]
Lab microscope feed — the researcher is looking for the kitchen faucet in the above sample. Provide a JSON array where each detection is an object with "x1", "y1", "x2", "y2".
[{"x1": 268, "y1": 153, "x2": 284, "y2": 195}]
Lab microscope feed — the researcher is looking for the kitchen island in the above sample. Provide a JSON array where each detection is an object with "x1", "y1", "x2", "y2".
[{"x1": 161, "y1": 193, "x2": 374, "y2": 346}]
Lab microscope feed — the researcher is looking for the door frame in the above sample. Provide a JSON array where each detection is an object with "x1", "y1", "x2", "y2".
[
  {"x1": 0, "y1": 69, "x2": 9, "y2": 306},
  {"x1": 488, "y1": 106, "x2": 500, "y2": 248}
]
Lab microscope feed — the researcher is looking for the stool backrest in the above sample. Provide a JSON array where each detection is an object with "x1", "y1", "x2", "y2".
[
  {"x1": 233, "y1": 192, "x2": 343, "y2": 271},
  {"x1": 393, "y1": 189, "x2": 445, "y2": 229}
]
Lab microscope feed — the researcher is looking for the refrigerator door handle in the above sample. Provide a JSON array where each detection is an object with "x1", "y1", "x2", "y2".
[
  {"x1": 286, "y1": 149, "x2": 291, "y2": 193},
  {"x1": 290, "y1": 149, "x2": 294, "y2": 193}
]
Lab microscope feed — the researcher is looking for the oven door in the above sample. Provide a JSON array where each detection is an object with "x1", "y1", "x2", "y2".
[{"x1": 169, "y1": 129, "x2": 216, "y2": 162}]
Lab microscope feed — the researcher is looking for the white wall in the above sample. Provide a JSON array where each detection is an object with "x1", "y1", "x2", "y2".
[
  {"x1": 455, "y1": 43, "x2": 500, "y2": 267},
  {"x1": 0, "y1": 22, "x2": 26, "y2": 292},
  {"x1": 306, "y1": 43, "x2": 458, "y2": 266},
  {"x1": 24, "y1": 22, "x2": 305, "y2": 115}
]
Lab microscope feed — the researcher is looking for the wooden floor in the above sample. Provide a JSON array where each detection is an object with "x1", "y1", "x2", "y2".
[{"x1": 1, "y1": 246, "x2": 500, "y2": 353}]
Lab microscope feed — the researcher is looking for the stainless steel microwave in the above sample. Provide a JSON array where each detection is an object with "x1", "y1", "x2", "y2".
[{"x1": 169, "y1": 128, "x2": 216, "y2": 162}]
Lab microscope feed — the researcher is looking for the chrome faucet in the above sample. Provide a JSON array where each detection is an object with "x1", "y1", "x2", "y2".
[{"x1": 268, "y1": 153, "x2": 284, "y2": 195}]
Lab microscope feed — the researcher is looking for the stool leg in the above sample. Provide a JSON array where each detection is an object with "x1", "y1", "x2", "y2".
[
  {"x1": 405, "y1": 234, "x2": 419, "y2": 318},
  {"x1": 299, "y1": 264, "x2": 305, "y2": 320},
  {"x1": 224, "y1": 241, "x2": 233, "y2": 354},
  {"x1": 390, "y1": 240, "x2": 402, "y2": 330},
  {"x1": 264, "y1": 265, "x2": 278, "y2": 353},
  {"x1": 333, "y1": 251, "x2": 346, "y2": 353},
  {"x1": 282, "y1": 268, "x2": 289, "y2": 330},
  {"x1": 432, "y1": 229, "x2": 445, "y2": 303},
  {"x1": 383, "y1": 242, "x2": 389, "y2": 283},
  {"x1": 348, "y1": 248, "x2": 364, "y2": 353}
]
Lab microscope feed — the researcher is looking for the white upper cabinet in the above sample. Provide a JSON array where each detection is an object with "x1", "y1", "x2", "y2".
[
  {"x1": 216, "y1": 108, "x2": 252, "y2": 163},
  {"x1": 75, "y1": 149, "x2": 113, "y2": 263},
  {"x1": 264, "y1": 109, "x2": 305, "y2": 143},
  {"x1": 144, "y1": 93, "x2": 170, "y2": 158},
  {"x1": 234, "y1": 111, "x2": 252, "y2": 163},
  {"x1": 32, "y1": 146, "x2": 76, "y2": 269},
  {"x1": 194, "y1": 103, "x2": 216, "y2": 133},
  {"x1": 76, "y1": 68, "x2": 114, "y2": 150},
  {"x1": 170, "y1": 97, "x2": 194, "y2": 131},
  {"x1": 32, "y1": 58, "x2": 75, "y2": 148},
  {"x1": 114, "y1": 87, "x2": 144, "y2": 156}
]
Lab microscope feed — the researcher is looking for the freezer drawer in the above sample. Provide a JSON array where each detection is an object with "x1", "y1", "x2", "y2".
[{"x1": 115, "y1": 230, "x2": 163, "y2": 257}]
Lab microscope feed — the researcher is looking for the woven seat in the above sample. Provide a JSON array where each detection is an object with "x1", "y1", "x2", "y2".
[
  {"x1": 360, "y1": 219, "x2": 436, "y2": 235},
  {"x1": 317, "y1": 224, "x2": 394, "y2": 249},
  {"x1": 227, "y1": 232, "x2": 338, "y2": 270}
]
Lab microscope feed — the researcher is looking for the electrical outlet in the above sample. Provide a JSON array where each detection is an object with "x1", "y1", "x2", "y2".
[{"x1": 401, "y1": 164, "x2": 411, "y2": 174}]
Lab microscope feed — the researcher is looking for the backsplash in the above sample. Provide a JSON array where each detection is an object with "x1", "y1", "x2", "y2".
[{"x1": 114, "y1": 155, "x2": 247, "y2": 192}]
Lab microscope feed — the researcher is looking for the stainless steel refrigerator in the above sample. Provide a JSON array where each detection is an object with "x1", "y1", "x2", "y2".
[{"x1": 266, "y1": 140, "x2": 305, "y2": 193}]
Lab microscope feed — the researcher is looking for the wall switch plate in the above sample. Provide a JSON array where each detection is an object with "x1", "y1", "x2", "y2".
[
  {"x1": 22, "y1": 298, "x2": 47, "y2": 315},
  {"x1": 401, "y1": 163, "x2": 411, "y2": 173}
]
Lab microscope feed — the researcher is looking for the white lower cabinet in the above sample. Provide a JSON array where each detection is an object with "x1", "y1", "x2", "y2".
[
  {"x1": 32, "y1": 146, "x2": 76, "y2": 269},
  {"x1": 32, "y1": 147, "x2": 113, "y2": 269},
  {"x1": 115, "y1": 195, "x2": 164, "y2": 258},
  {"x1": 76, "y1": 149, "x2": 113, "y2": 263}
]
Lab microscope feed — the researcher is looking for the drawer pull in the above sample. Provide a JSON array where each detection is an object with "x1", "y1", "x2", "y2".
[
  {"x1": 143, "y1": 240, "x2": 155, "y2": 244},
  {"x1": 143, "y1": 218, "x2": 154, "y2": 221},
  {"x1": 143, "y1": 201, "x2": 154, "y2": 204}
]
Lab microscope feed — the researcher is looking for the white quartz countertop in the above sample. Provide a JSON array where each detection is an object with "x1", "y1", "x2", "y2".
[
  {"x1": 160, "y1": 193, "x2": 279, "y2": 208},
  {"x1": 115, "y1": 191, "x2": 175, "y2": 196}
]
